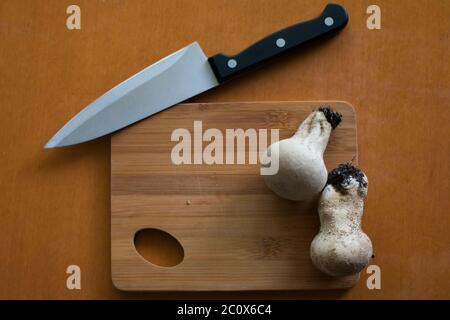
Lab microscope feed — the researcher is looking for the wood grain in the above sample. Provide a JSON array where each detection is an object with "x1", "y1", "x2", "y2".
[
  {"x1": 111, "y1": 101, "x2": 358, "y2": 291},
  {"x1": 0, "y1": 0, "x2": 449, "y2": 298}
]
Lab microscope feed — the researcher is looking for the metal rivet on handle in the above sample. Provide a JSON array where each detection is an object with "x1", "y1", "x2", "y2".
[
  {"x1": 276, "y1": 38, "x2": 286, "y2": 48},
  {"x1": 324, "y1": 17, "x2": 334, "y2": 26},
  {"x1": 227, "y1": 59, "x2": 237, "y2": 68}
]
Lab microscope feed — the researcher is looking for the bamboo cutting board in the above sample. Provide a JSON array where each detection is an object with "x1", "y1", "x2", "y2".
[{"x1": 111, "y1": 101, "x2": 358, "y2": 291}]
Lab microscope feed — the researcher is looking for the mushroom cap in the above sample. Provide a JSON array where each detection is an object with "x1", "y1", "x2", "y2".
[
  {"x1": 310, "y1": 231, "x2": 373, "y2": 277},
  {"x1": 326, "y1": 163, "x2": 368, "y2": 198},
  {"x1": 262, "y1": 138, "x2": 328, "y2": 201}
]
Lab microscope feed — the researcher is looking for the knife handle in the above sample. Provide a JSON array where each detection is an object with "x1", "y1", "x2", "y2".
[{"x1": 208, "y1": 3, "x2": 348, "y2": 83}]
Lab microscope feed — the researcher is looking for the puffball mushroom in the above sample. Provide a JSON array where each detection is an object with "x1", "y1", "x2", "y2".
[
  {"x1": 310, "y1": 163, "x2": 372, "y2": 277},
  {"x1": 262, "y1": 106, "x2": 342, "y2": 201}
]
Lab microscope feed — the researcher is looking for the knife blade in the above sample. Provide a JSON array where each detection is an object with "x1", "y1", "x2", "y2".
[{"x1": 45, "y1": 3, "x2": 348, "y2": 148}]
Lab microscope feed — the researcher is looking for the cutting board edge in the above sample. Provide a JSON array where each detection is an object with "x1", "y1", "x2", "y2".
[{"x1": 110, "y1": 273, "x2": 361, "y2": 292}]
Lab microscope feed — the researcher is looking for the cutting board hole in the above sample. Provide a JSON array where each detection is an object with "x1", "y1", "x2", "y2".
[{"x1": 134, "y1": 228, "x2": 184, "y2": 267}]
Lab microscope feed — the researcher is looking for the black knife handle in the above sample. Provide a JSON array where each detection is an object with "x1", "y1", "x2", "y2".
[{"x1": 208, "y1": 3, "x2": 348, "y2": 83}]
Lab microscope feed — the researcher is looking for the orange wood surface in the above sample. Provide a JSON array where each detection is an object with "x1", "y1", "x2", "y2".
[{"x1": 0, "y1": 0, "x2": 449, "y2": 299}]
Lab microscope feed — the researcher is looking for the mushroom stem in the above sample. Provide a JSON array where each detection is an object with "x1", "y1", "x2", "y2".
[{"x1": 294, "y1": 106, "x2": 342, "y2": 155}]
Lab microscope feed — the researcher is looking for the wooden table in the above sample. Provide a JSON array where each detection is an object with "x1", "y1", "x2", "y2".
[{"x1": 0, "y1": 0, "x2": 448, "y2": 299}]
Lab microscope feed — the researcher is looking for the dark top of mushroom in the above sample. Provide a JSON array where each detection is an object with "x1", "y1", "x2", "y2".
[
  {"x1": 327, "y1": 163, "x2": 368, "y2": 192},
  {"x1": 318, "y1": 106, "x2": 342, "y2": 130}
]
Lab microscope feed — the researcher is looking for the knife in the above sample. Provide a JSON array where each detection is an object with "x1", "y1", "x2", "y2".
[{"x1": 45, "y1": 3, "x2": 348, "y2": 148}]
